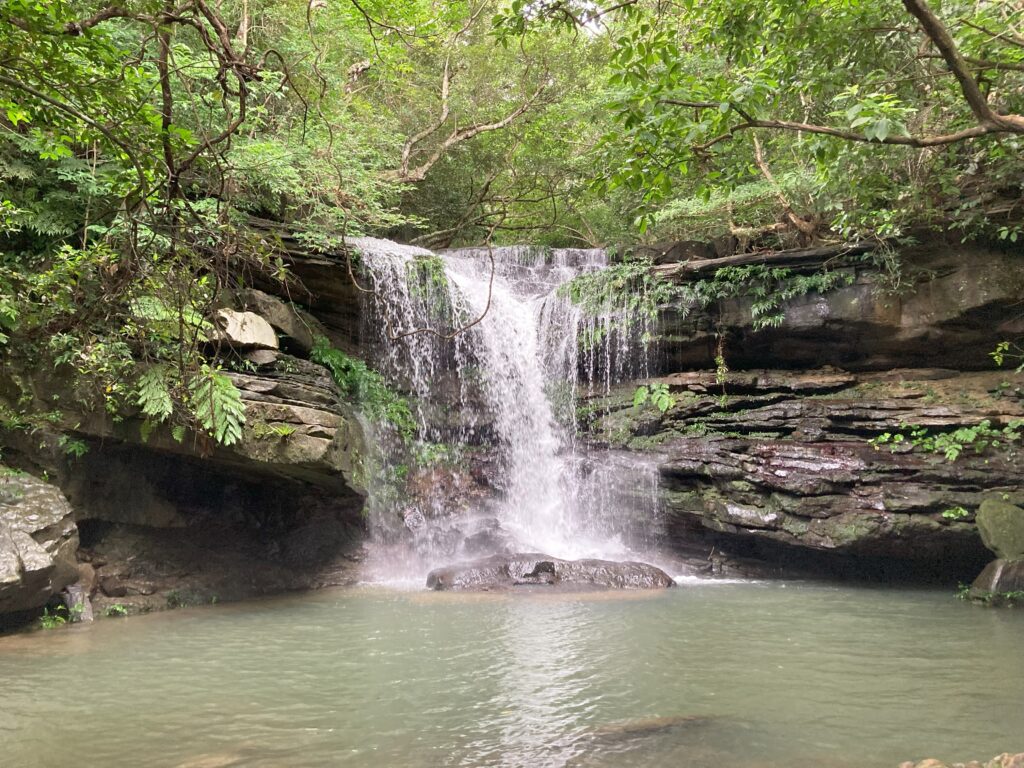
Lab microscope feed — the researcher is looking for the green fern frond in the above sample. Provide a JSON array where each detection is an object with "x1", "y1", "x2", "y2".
[
  {"x1": 188, "y1": 366, "x2": 246, "y2": 446},
  {"x1": 136, "y1": 365, "x2": 173, "y2": 422}
]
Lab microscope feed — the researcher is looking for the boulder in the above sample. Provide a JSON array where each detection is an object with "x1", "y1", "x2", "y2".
[
  {"x1": 968, "y1": 559, "x2": 1024, "y2": 604},
  {"x1": 426, "y1": 553, "x2": 675, "y2": 591},
  {"x1": 0, "y1": 469, "x2": 80, "y2": 615},
  {"x1": 976, "y1": 500, "x2": 1024, "y2": 559},
  {"x1": 236, "y1": 289, "x2": 323, "y2": 354},
  {"x1": 62, "y1": 582, "x2": 94, "y2": 622},
  {"x1": 209, "y1": 309, "x2": 279, "y2": 350}
]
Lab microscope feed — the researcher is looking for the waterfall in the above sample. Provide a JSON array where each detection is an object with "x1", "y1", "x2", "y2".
[{"x1": 348, "y1": 239, "x2": 663, "y2": 580}]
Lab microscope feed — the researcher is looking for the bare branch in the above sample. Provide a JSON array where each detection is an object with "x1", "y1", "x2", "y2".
[
  {"x1": 751, "y1": 135, "x2": 817, "y2": 239},
  {"x1": 959, "y1": 17, "x2": 1024, "y2": 50},
  {"x1": 396, "y1": 56, "x2": 454, "y2": 179},
  {"x1": 662, "y1": 2, "x2": 1024, "y2": 157},
  {"x1": 693, "y1": 115, "x2": 996, "y2": 153},
  {"x1": 385, "y1": 83, "x2": 547, "y2": 184}
]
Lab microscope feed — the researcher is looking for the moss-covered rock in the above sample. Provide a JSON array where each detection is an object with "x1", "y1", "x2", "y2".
[{"x1": 976, "y1": 500, "x2": 1024, "y2": 559}]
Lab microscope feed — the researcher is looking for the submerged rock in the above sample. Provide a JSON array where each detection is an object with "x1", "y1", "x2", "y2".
[
  {"x1": 0, "y1": 469, "x2": 79, "y2": 615},
  {"x1": 899, "y1": 753, "x2": 1024, "y2": 768},
  {"x1": 589, "y1": 714, "x2": 714, "y2": 743},
  {"x1": 968, "y1": 559, "x2": 1024, "y2": 605},
  {"x1": 976, "y1": 500, "x2": 1024, "y2": 560},
  {"x1": 425, "y1": 553, "x2": 675, "y2": 591}
]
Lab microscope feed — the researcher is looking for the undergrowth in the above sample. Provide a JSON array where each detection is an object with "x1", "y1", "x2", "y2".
[{"x1": 310, "y1": 336, "x2": 415, "y2": 439}]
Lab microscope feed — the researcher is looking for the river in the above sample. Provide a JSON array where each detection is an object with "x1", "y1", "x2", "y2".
[{"x1": 1, "y1": 580, "x2": 1021, "y2": 767}]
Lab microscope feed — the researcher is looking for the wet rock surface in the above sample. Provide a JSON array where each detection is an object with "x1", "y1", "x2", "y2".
[
  {"x1": 899, "y1": 754, "x2": 1024, "y2": 768},
  {"x1": 80, "y1": 517, "x2": 364, "y2": 617},
  {"x1": 426, "y1": 553, "x2": 675, "y2": 591},
  {"x1": 58, "y1": 443, "x2": 367, "y2": 617},
  {"x1": 0, "y1": 469, "x2": 79, "y2": 615},
  {"x1": 585, "y1": 368, "x2": 1024, "y2": 578},
  {"x1": 968, "y1": 559, "x2": 1024, "y2": 605}
]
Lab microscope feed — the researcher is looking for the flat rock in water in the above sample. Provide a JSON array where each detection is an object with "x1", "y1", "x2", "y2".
[{"x1": 426, "y1": 553, "x2": 675, "y2": 591}]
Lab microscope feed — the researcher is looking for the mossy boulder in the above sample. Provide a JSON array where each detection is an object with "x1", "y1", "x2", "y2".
[{"x1": 976, "y1": 499, "x2": 1024, "y2": 559}]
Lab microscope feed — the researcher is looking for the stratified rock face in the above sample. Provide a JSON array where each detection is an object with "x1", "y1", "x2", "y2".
[
  {"x1": 426, "y1": 553, "x2": 675, "y2": 591},
  {"x1": 654, "y1": 241, "x2": 1024, "y2": 373},
  {"x1": 584, "y1": 369, "x2": 1023, "y2": 575},
  {"x1": 969, "y1": 559, "x2": 1024, "y2": 604},
  {"x1": 976, "y1": 500, "x2": 1024, "y2": 559},
  {"x1": 226, "y1": 356, "x2": 366, "y2": 491},
  {"x1": 0, "y1": 470, "x2": 79, "y2": 615},
  {"x1": 209, "y1": 308, "x2": 279, "y2": 350},
  {"x1": 66, "y1": 354, "x2": 367, "y2": 498}
]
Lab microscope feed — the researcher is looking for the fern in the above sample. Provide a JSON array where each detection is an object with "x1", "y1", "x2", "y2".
[
  {"x1": 310, "y1": 336, "x2": 415, "y2": 438},
  {"x1": 188, "y1": 365, "x2": 246, "y2": 446},
  {"x1": 136, "y1": 365, "x2": 173, "y2": 422}
]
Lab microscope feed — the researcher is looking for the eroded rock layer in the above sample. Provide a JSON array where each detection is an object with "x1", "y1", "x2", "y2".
[{"x1": 586, "y1": 370, "x2": 1023, "y2": 579}]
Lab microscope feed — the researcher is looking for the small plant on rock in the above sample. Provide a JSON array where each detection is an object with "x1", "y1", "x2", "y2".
[
  {"x1": 633, "y1": 383, "x2": 676, "y2": 413},
  {"x1": 871, "y1": 420, "x2": 1024, "y2": 462},
  {"x1": 38, "y1": 605, "x2": 68, "y2": 629}
]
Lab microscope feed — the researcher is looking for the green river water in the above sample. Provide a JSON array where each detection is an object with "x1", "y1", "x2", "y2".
[{"x1": 1, "y1": 580, "x2": 1021, "y2": 768}]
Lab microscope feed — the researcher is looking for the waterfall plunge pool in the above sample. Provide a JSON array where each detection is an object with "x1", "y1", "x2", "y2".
[{"x1": 1, "y1": 581, "x2": 1021, "y2": 767}]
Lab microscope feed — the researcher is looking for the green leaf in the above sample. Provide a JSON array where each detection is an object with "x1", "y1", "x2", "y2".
[
  {"x1": 633, "y1": 385, "x2": 650, "y2": 408},
  {"x1": 136, "y1": 365, "x2": 173, "y2": 422},
  {"x1": 188, "y1": 366, "x2": 246, "y2": 446}
]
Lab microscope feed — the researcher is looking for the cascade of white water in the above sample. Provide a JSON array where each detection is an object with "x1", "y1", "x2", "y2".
[{"x1": 349, "y1": 239, "x2": 663, "y2": 577}]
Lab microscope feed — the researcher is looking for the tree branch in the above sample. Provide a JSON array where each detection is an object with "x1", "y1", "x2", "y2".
[
  {"x1": 385, "y1": 81, "x2": 546, "y2": 184},
  {"x1": 667, "y1": 1, "x2": 1024, "y2": 155},
  {"x1": 751, "y1": 135, "x2": 816, "y2": 239},
  {"x1": 693, "y1": 116, "x2": 995, "y2": 153},
  {"x1": 918, "y1": 53, "x2": 1024, "y2": 72},
  {"x1": 901, "y1": 0, "x2": 996, "y2": 125}
]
